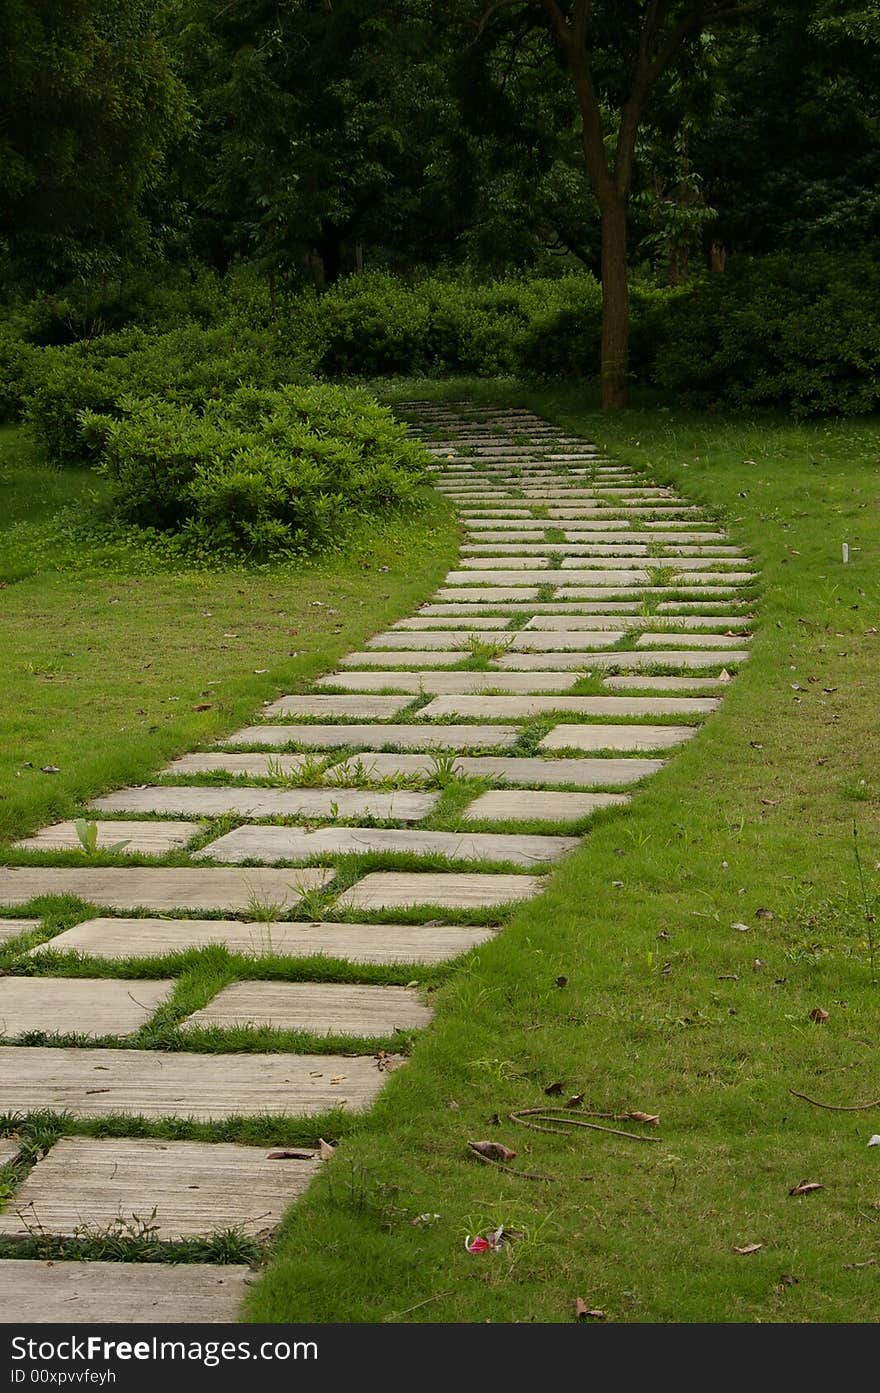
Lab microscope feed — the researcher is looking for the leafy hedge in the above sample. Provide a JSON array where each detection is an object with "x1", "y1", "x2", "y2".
[
  {"x1": 285, "y1": 259, "x2": 880, "y2": 415},
  {"x1": 80, "y1": 385, "x2": 427, "y2": 557},
  {"x1": 20, "y1": 322, "x2": 302, "y2": 463},
  {"x1": 650, "y1": 252, "x2": 880, "y2": 417}
]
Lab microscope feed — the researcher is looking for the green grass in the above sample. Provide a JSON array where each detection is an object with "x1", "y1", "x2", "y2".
[
  {"x1": 0, "y1": 426, "x2": 459, "y2": 843},
  {"x1": 235, "y1": 382, "x2": 880, "y2": 1324}
]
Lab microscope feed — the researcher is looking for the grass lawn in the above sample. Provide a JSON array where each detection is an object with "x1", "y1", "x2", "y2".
[
  {"x1": 0, "y1": 425, "x2": 459, "y2": 843},
  {"x1": 240, "y1": 382, "x2": 880, "y2": 1324}
]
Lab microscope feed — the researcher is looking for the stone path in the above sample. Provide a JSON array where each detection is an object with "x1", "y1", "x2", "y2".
[{"x1": 0, "y1": 402, "x2": 755, "y2": 1320}]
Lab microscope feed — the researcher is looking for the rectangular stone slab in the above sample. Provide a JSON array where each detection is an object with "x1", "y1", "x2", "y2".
[
  {"x1": 366, "y1": 630, "x2": 513, "y2": 649},
  {"x1": 0, "y1": 1137, "x2": 320, "y2": 1241},
  {"x1": 526, "y1": 614, "x2": 749, "y2": 631},
  {"x1": 509, "y1": 630, "x2": 626, "y2": 650},
  {"x1": 419, "y1": 602, "x2": 642, "y2": 615},
  {"x1": 182, "y1": 982, "x2": 432, "y2": 1035},
  {"x1": 0, "y1": 919, "x2": 39, "y2": 944},
  {"x1": 222, "y1": 723, "x2": 518, "y2": 750},
  {"x1": 463, "y1": 790, "x2": 629, "y2": 822},
  {"x1": 330, "y1": 752, "x2": 662, "y2": 786},
  {"x1": 340, "y1": 650, "x2": 466, "y2": 667},
  {"x1": 435, "y1": 588, "x2": 542, "y2": 602},
  {"x1": 164, "y1": 751, "x2": 334, "y2": 778},
  {"x1": 394, "y1": 616, "x2": 511, "y2": 630},
  {"x1": 0, "y1": 1259, "x2": 252, "y2": 1324},
  {"x1": 91, "y1": 785, "x2": 437, "y2": 822},
  {"x1": 420, "y1": 694, "x2": 715, "y2": 718},
  {"x1": 339, "y1": 871, "x2": 543, "y2": 911},
  {"x1": 635, "y1": 631, "x2": 752, "y2": 647},
  {"x1": 0, "y1": 1046, "x2": 391, "y2": 1117},
  {"x1": 603, "y1": 675, "x2": 730, "y2": 691},
  {"x1": 444, "y1": 569, "x2": 647, "y2": 585},
  {"x1": 32, "y1": 916, "x2": 494, "y2": 964},
  {"x1": 316, "y1": 671, "x2": 578, "y2": 693},
  {"x1": 539, "y1": 724, "x2": 697, "y2": 752},
  {"x1": 0, "y1": 867, "x2": 332, "y2": 913},
  {"x1": 0, "y1": 1138, "x2": 21, "y2": 1167},
  {"x1": 196, "y1": 824, "x2": 578, "y2": 866},
  {"x1": 496, "y1": 650, "x2": 747, "y2": 671},
  {"x1": 260, "y1": 694, "x2": 414, "y2": 718},
  {"x1": 14, "y1": 820, "x2": 206, "y2": 854},
  {"x1": 0, "y1": 977, "x2": 173, "y2": 1038}
]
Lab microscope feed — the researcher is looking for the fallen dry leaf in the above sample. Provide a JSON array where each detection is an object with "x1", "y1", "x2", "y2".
[
  {"x1": 733, "y1": 1243, "x2": 764, "y2": 1255},
  {"x1": 556, "y1": 975, "x2": 569, "y2": 988},
  {"x1": 544, "y1": 1081, "x2": 565, "y2": 1096},
  {"x1": 192, "y1": 703, "x2": 213, "y2": 712},
  {"x1": 318, "y1": 1138, "x2": 336, "y2": 1160},
  {"x1": 809, "y1": 1007, "x2": 830, "y2": 1024},
  {"x1": 789, "y1": 1180, "x2": 823, "y2": 1196},
  {"x1": 576, "y1": 1302, "x2": 606, "y2": 1321},
  {"x1": 267, "y1": 1149, "x2": 316, "y2": 1161},
  {"x1": 625, "y1": 1112, "x2": 660, "y2": 1127},
  {"x1": 731, "y1": 922, "x2": 750, "y2": 933},
  {"x1": 755, "y1": 907, "x2": 775, "y2": 920},
  {"x1": 468, "y1": 1140, "x2": 517, "y2": 1163},
  {"x1": 566, "y1": 1093, "x2": 585, "y2": 1109}
]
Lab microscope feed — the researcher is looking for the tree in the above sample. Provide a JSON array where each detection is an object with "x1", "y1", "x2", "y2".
[
  {"x1": 461, "y1": 1, "x2": 767, "y2": 408},
  {"x1": 694, "y1": 2, "x2": 880, "y2": 258},
  {"x1": 0, "y1": 0, "x2": 187, "y2": 287},
  {"x1": 166, "y1": 0, "x2": 468, "y2": 284}
]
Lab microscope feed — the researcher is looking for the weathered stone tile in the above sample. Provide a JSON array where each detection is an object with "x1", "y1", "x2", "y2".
[
  {"x1": 182, "y1": 982, "x2": 432, "y2": 1035},
  {"x1": 0, "y1": 1046, "x2": 390, "y2": 1117},
  {"x1": 338, "y1": 871, "x2": 543, "y2": 911},
  {"x1": 0, "y1": 867, "x2": 332, "y2": 913},
  {"x1": 195, "y1": 824, "x2": 578, "y2": 867},
  {"x1": 0, "y1": 977, "x2": 172, "y2": 1038},
  {"x1": 0, "y1": 1137, "x2": 321, "y2": 1241}
]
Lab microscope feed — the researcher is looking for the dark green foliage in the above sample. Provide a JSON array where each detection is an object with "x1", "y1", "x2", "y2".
[
  {"x1": 292, "y1": 271, "x2": 607, "y2": 377},
  {"x1": 652, "y1": 252, "x2": 880, "y2": 417},
  {"x1": 0, "y1": 0, "x2": 187, "y2": 284},
  {"x1": 81, "y1": 385, "x2": 428, "y2": 555},
  {"x1": 22, "y1": 320, "x2": 306, "y2": 464}
]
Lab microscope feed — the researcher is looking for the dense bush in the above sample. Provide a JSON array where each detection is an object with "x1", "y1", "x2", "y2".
[
  {"x1": 288, "y1": 271, "x2": 677, "y2": 381},
  {"x1": 22, "y1": 322, "x2": 308, "y2": 463},
  {"x1": 81, "y1": 385, "x2": 428, "y2": 556},
  {"x1": 651, "y1": 252, "x2": 880, "y2": 416},
  {"x1": 289, "y1": 272, "x2": 611, "y2": 377}
]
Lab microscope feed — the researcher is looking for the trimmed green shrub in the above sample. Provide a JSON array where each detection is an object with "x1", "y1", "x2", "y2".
[
  {"x1": 80, "y1": 385, "x2": 428, "y2": 556},
  {"x1": 0, "y1": 331, "x2": 42, "y2": 423},
  {"x1": 23, "y1": 322, "x2": 310, "y2": 464}
]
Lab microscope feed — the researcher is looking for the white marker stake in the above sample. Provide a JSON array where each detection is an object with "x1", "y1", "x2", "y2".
[{"x1": 842, "y1": 542, "x2": 850, "y2": 563}]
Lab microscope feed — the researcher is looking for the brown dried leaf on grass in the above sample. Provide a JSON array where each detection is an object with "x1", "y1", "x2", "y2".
[
  {"x1": 733, "y1": 1243, "x2": 764, "y2": 1255},
  {"x1": 624, "y1": 1112, "x2": 660, "y2": 1126},
  {"x1": 575, "y1": 1297, "x2": 606, "y2": 1321},
  {"x1": 468, "y1": 1140, "x2": 517, "y2": 1163},
  {"x1": 809, "y1": 1007, "x2": 830, "y2": 1023},
  {"x1": 789, "y1": 1180, "x2": 823, "y2": 1196}
]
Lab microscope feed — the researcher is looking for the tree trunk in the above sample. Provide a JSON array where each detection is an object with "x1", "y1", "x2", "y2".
[
  {"x1": 599, "y1": 193, "x2": 630, "y2": 410},
  {"x1": 317, "y1": 224, "x2": 343, "y2": 284}
]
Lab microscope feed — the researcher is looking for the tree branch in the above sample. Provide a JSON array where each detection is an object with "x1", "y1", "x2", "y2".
[
  {"x1": 540, "y1": 0, "x2": 572, "y2": 51},
  {"x1": 473, "y1": 0, "x2": 523, "y2": 42}
]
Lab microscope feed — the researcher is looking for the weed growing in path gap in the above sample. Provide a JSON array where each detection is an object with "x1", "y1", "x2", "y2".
[{"x1": 74, "y1": 819, "x2": 130, "y2": 856}]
